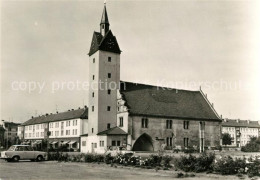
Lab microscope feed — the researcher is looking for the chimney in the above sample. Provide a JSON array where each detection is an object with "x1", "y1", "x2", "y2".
[
  {"x1": 31, "y1": 116, "x2": 34, "y2": 119},
  {"x1": 46, "y1": 113, "x2": 49, "y2": 116},
  {"x1": 71, "y1": 109, "x2": 74, "y2": 111},
  {"x1": 84, "y1": 105, "x2": 87, "y2": 109},
  {"x1": 56, "y1": 111, "x2": 58, "y2": 114},
  {"x1": 78, "y1": 107, "x2": 81, "y2": 109}
]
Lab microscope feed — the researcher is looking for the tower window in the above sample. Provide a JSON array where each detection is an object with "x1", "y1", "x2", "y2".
[
  {"x1": 92, "y1": 106, "x2": 94, "y2": 112},
  {"x1": 108, "y1": 89, "x2": 111, "y2": 94},
  {"x1": 93, "y1": 58, "x2": 95, "y2": 63},
  {"x1": 108, "y1": 73, "x2": 111, "y2": 78},
  {"x1": 102, "y1": 24, "x2": 105, "y2": 29},
  {"x1": 92, "y1": 128, "x2": 94, "y2": 133},
  {"x1": 107, "y1": 106, "x2": 111, "y2": 111},
  {"x1": 92, "y1": 92, "x2": 94, "y2": 97},
  {"x1": 108, "y1": 57, "x2": 111, "y2": 62},
  {"x1": 93, "y1": 75, "x2": 95, "y2": 80},
  {"x1": 119, "y1": 117, "x2": 123, "y2": 127},
  {"x1": 107, "y1": 123, "x2": 110, "y2": 129}
]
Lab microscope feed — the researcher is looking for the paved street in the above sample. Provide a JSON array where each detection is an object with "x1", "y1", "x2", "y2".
[{"x1": 0, "y1": 159, "x2": 246, "y2": 180}]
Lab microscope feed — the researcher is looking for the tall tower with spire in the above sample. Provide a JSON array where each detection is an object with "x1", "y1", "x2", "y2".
[
  {"x1": 100, "y1": 4, "x2": 109, "y2": 36},
  {"x1": 87, "y1": 3, "x2": 121, "y2": 152}
]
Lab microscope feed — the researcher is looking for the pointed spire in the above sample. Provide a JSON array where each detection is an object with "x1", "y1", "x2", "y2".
[{"x1": 100, "y1": 3, "x2": 110, "y2": 36}]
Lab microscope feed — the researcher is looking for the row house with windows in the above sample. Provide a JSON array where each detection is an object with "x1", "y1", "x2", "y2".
[
  {"x1": 222, "y1": 119, "x2": 260, "y2": 147},
  {"x1": 18, "y1": 107, "x2": 88, "y2": 151}
]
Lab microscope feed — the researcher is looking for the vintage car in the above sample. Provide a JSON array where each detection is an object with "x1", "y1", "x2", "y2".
[{"x1": 0, "y1": 145, "x2": 46, "y2": 162}]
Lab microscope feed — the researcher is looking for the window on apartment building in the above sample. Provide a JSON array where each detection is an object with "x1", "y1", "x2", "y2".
[
  {"x1": 61, "y1": 122, "x2": 64, "y2": 129},
  {"x1": 93, "y1": 58, "x2": 95, "y2": 63},
  {"x1": 108, "y1": 57, "x2": 111, "y2": 62},
  {"x1": 82, "y1": 141, "x2": 86, "y2": 146},
  {"x1": 112, "y1": 140, "x2": 116, "y2": 146},
  {"x1": 184, "y1": 138, "x2": 189, "y2": 147},
  {"x1": 166, "y1": 137, "x2": 173, "y2": 147},
  {"x1": 119, "y1": 117, "x2": 123, "y2": 127},
  {"x1": 55, "y1": 131, "x2": 59, "y2": 136},
  {"x1": 117, "y1": 141, "x2": 120, "y2": 146},
  {"x1": 92, "y1": 106, "x2": 94, "y2": 112},
  {"x1": 66, "y1": 130, "x2": 70, "y2": 135},
  {"x1": 141, "y1": 118, "x2": 148, "y2": 128},
  {"x1": 166, "y1": 120, "x2": 172, "y2": 129},
  {"x1": 36, "y1": 125, "x2": 39, "y2": 130},
  {"x1": 56, "y1": 122, "x2": 59, "y2": 128},
  {"x1": 100, "y1": 141, "x2": 104, "y2": 147},
  {"x1": 92, "y1": 143, "x2": 97, "y2": 148},
  {"x1": 75, "y1": 120, "x2": 77, "y2": 126},
  {"x1": 72, "y1": 129, "x2": 75, "y2": 135},
  {"x1": 92, "y1": 92, "x2": 94, "y2": 97},
  {"x1": 108, "y1": 89, "x2": 111, "y2": 94},
  {"x1": 61, "y1": 130, "x2": 64, "y2": 136},
  {"x1": 108, "y1": 73, "x2": 111, "y2": 78},
  {"x1": 107, "y1": 123, "x2": 111, "y2": 129},
  {"x1": 75, "y1": 129, "x2": 77, "y2": 135},
  {"x1": 183, "y1": 121, "x2": 189, "y2": 129},
  {"x1": 93, "y1": 75, "x2": 95, "y2": 80},
  {"x1": 107, "y1": 106, "x2": 111, "y2": 111}
]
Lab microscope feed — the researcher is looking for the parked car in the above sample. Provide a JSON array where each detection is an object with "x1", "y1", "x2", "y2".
[{"x1": 0, "y1": 145, "x2": 46, "y2": 162}]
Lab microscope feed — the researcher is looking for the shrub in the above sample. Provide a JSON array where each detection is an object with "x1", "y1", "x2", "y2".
[
  {"x1": 104, "y1": 153, "x2": 114, "y2": 164},
  {"x1": 213, "y1": 156, "x2": 246, "y2": 175},
  {"x1": 174, "y1": 153, "x2": 215, "y2": 172},
  {"x1": 162, "y1": 155, "x2": 172, "y2": 168},
  {"x1": 183, "y1": 146, "x2": 197, "y2": 154},
  {"x1": 143, "y1": 154, "x2": 162, "y2": 167},
  {"x1": 246, "y1": 158, "x2": 260, "y2": 177},
  {"x1": 194, "y1": 153, "x2": 215, "y2": 172}
]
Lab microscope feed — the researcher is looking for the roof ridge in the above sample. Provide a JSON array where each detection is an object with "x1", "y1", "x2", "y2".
[{"x1": 120, "y1": 80, "x2": 200, "y2": 93}]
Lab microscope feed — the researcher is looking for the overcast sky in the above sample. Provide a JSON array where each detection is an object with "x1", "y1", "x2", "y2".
[{"x1": 1, "y1": 0, "x2": 260, "y2": 123}]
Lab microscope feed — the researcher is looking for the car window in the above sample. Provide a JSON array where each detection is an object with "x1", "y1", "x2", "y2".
[
  {"x1": 15, "y1": 146, "x2": 24, "y2": 151},
  {"x1": 24, "y1": 146, "x2": 33, "y2": 151},
  {"x1": 8, "y1": 146, "x2": 16, "y2": 151}
]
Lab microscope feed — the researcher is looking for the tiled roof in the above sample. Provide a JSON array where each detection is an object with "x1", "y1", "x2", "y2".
[
  {"x1": 120, "y1": 81, "x2": 221, "y2": 121},
  {"x1": 22, "y1": 108, "x2": 88, "y2": 126},
  {"x1": 222, "y1": 119, "x2": 260, "y2": 128},
  {"x1": 97, "y1": 126, "x2": 127, "y2": 135}
]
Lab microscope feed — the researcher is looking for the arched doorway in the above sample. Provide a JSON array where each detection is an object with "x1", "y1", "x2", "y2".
[{"x1": 132, "y1": 133, "x2": 154, "y2": 151}]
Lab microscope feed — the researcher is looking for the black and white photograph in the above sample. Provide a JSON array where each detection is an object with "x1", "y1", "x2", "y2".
[{"x1": 0, "y1": 0, "x2": 260, "y2": 179}]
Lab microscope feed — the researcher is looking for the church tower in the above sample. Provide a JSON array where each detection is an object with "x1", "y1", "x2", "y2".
[{"x1": 88, "y1": 3, "x2": 121, "y2": 139}]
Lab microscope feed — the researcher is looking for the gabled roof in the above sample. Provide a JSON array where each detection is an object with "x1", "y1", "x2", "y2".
[
  {"x1": 22, "y1": 108, "x2": 88, "y2": 126},
  {"x1": 120, "y1": 81, "x2": 221, "y2": 121},
  {"x1": 88, "y1": 30, "x2": 121, "y2": 56},
  {"x1": 97, "y1": 126, "x2": 127, "y2": 135},
  {"x1": 222, "y1": 119, "x2": 260, "y2": 128}
]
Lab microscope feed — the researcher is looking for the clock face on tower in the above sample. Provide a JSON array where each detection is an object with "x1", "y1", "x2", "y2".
[{"x1": 107, "y1": 38, "x2": 115, "y2": 49}]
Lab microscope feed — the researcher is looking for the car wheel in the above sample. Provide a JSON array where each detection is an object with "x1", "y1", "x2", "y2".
[
  {"x1": 36, "y1": 155, "x2": 43, "y2": 162},
  {"x1": 12, "y1": 156, "x2": 20, "y2": 162}
]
